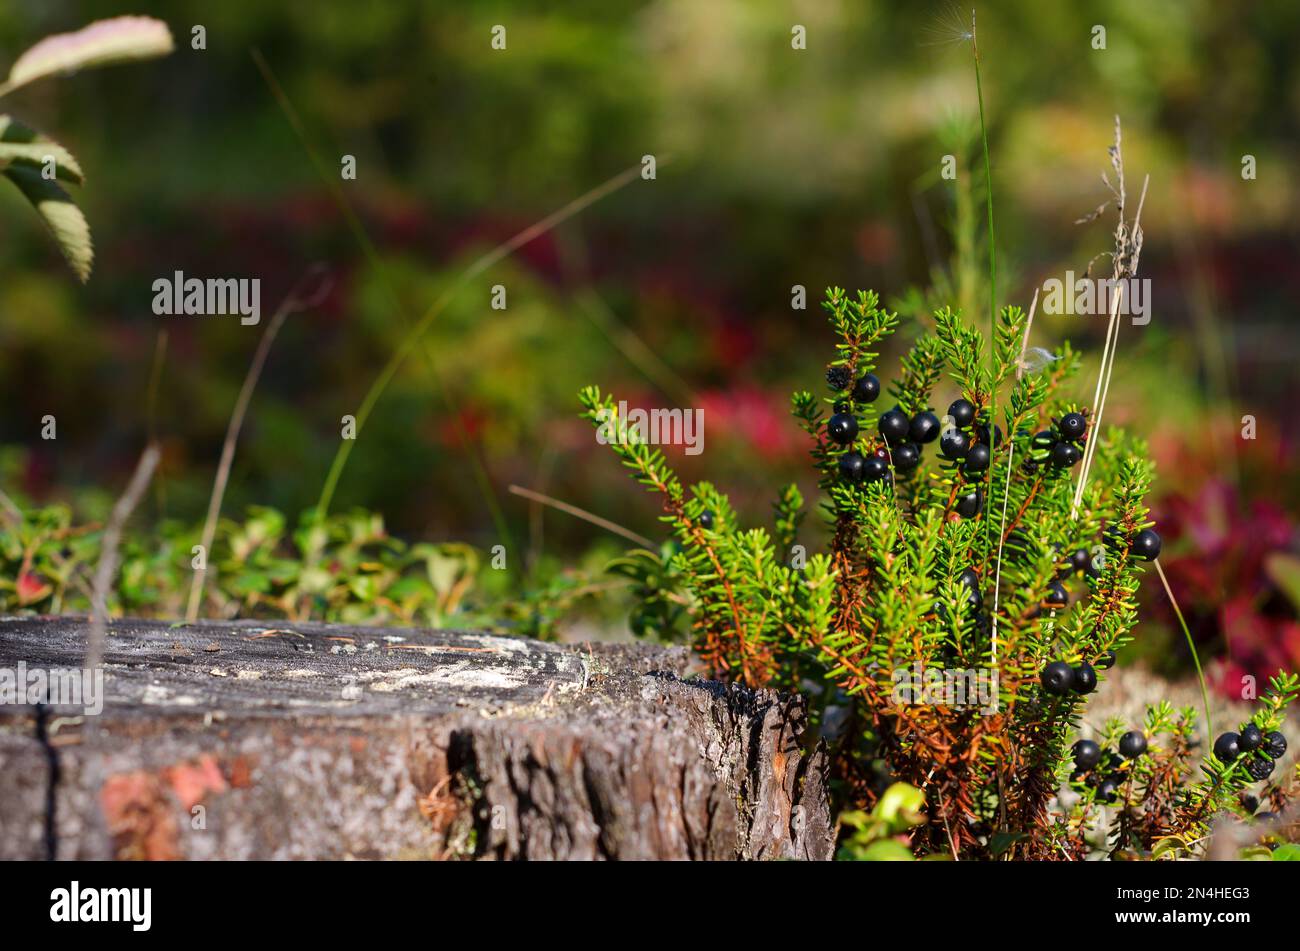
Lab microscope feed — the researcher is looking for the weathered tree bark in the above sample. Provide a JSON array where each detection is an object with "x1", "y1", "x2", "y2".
[{"x1": 0, "y1": 617, "x2": 832, "y2": 860}]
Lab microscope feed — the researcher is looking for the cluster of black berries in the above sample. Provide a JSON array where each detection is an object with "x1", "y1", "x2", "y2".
[
  {"x1": 1212, "y1": 722, "x2": 1288, "y2": 782},
  {"x1": 1024, "y1": 411, "x2": 1088, "y2": 473},
  {"x1": 1040, "y1": 655, "x2": 1111, "y2": 696},
  {"x1": 1070, "y1": 731, "x2": 1147, "y2": 803},
  {"x1": 937, "y1": 398, "x2": 1001, "y2": 479},
  {"x1": 826, "y1": 370, "x2": 942, "y2": 485},
  {"x1": 1038, "y1": 527, "x2": 1161, "y2": 615},
  {"x1": 1021, "y1": 546, "x2": 1091, "y2": 619}
]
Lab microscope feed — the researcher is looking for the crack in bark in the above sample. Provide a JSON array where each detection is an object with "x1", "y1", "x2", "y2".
[{"x1": 33, "y1": 704, "x2": 60, "y2": 861}]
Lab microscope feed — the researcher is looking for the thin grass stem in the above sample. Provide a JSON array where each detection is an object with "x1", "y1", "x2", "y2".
[
  {"x1": 1154, "y1": 557, "x2": 1213, "y2": 738},
  {"x1": 508, "y1": 484, "x2": 654, "y2": 549},
  {"x1": 185, "y1": 267, "x2": 330, "y2": 622}
]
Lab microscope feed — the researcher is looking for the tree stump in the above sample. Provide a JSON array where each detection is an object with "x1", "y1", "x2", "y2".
[{"x1": 0, "y1": 617, "x2": 832, "y2": 860}]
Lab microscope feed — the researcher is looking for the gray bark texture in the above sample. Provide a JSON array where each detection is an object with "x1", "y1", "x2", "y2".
[{"x1": 0, "y1": 616, "x2": 833, "y2": 860}]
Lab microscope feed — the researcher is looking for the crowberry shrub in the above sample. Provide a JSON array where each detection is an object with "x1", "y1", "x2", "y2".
[{"x1": 580, "y1": 287, "x2": 1297, "y2": 859}]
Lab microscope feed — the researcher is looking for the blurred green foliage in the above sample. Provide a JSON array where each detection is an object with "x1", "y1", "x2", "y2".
[
  {"x1": 0, "y1": 496, "x2": 625, "y2": 639},
  {"x1": 0, "y1": 2, "x2": 1297, "y2": 644},
  {"x1": 836, "y1": 782, "x2": 929, "y2": 861}
]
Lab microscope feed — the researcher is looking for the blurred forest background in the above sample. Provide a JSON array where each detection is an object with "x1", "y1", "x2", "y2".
[{"x1": 1, "y1": 0, "x2": 1298, "y2": 693}]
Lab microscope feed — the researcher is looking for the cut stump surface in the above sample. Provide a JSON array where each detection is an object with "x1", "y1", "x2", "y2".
[{"x1": 0, "y1": 617, "x2": 832, "y2": 860}]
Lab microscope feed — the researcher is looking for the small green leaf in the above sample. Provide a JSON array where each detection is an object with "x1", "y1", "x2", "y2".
[
  {"x1": 1271, "y1": 844, "x2": 1300, "y2": 861},
  {"x1": 858, "y1": 839, "x2": 914, "y2": 861},
  {"x1": 348, "y1": 575, "x2": 379, "y2": 602},
  {"x1": 872, "y1": 782, "x2": 926, "y2": 832},
  {"x1": 1239, "y1": 845, "x2": 1276, "y2": 861},
  {"x1": 387, "y1": 576, "x2": 432, "y2": 601},
  {"x1": 4, "y1": 166, "x2": 92, "y2": 281},
  {"x1": 228, "y1": 572, "x2": 271, "y2": 598}
]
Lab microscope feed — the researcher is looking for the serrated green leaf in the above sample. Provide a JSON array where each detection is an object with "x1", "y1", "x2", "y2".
[
  {"x1": 0, "y1": 115, "x2": 84, "y2": 183},
  {"x1": 3, "y1": 166, "x2": 92, "y2": 281},
  {"x1": 3, "y1": 16, "x2": 173, "y2": 95}
]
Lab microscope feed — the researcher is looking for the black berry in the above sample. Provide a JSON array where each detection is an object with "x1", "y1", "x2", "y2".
[
  {"x1": 1262, "y1": 731, "x2": 1287, "y2": 759},
  {"x1": 826, "y1": 365, "x2": 852, "y2": 391},
  {"x1": 1050, "y1": 442, "x2": 1081, "y2": 468},
  {"x1": 1068, "y1": 548, "x2": 1090, "y2": 573},
  {"x1": 878, "y1": 409, "x2": 911, "y2": 445},
  {"x1": 892, "y1": 443, "x2": 920, "y2": 472},
  {"x1": 1213, "y1": 732, "x2": 1240, "y2": 763},
  {"x1": 940, "y1": 429, "x2": 970, "y2": 459},
  {"x1": 698, "y1": 510, "x2": 715, "y2": 530},
  {"x1": 909, "y1": 411, "x2": 941, "y2": 444},
  {"x1": 862, "y1": 456, "x2": 889, "y2": 482},
  {"x1": 1239, "y1": 723, "x2": 1263, "y2": 753},
  {"x1": 1059, "y1": 412, "x2": 1087, "y2": 442},
  {"x1": 962, "y1": 442, "x2": 991, "y2": 474},
  {"x1": 955, "y1": 488, "x2": 983, "y2": 519},
  {"x1": 1040, "y1": 661, "x2": 1074, "y2": 696},
  {"x1": 853, "y1": 373, "x2": 880, "y2": 403},
  {"x1": 958, "y1": 568, "x2": 981, "y2": 607},
  {"x1": 1097, "y1": 778, "x2": 1120, "y2": 804},
  {"x1": 1084, "y1": 552, "x2": 1104, "y2": 579},
  {"x1": 947, "y1": 399, "x2": 975, "y2": 428},
  {"x1": 1044, "y1": 580, "x2": 1068, "y2": 607},
  {"x1": 1244, "y1": 755, "x2": 1276, "y2": 782},
  {"x1": 1131, "y1": 528, "x2": 1161, "y2": 560},
  {"x1": 1072, "y1": 662, "x2": 1097, "y2": 694},
  {"x1": 1240, "y1": 793, "x2": 1259, "y2": 815},
  {"x1": 838, "y1": 451, "x2": 866, "y2": 482},
  {"x1": 1118, "y1": 731, "x2": 1147, "y2": 759},
  {"x1": 975, "y1": 422, "x2": 1003, "y2": 448},
  {"x1": 1095, "y1": 649, "x2": 1117, "y2": 670},
  {"x1": 827, "y1": 412, "x2": 859, "y2": 445},
  {"x1": 1073, "y1": 739, "x2": 1102, "y2": 770}
]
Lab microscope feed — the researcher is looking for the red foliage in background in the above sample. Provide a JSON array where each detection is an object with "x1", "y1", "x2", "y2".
[{"x1": 1149, "y1": 426, "x2": 1300, "y2": 697}]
